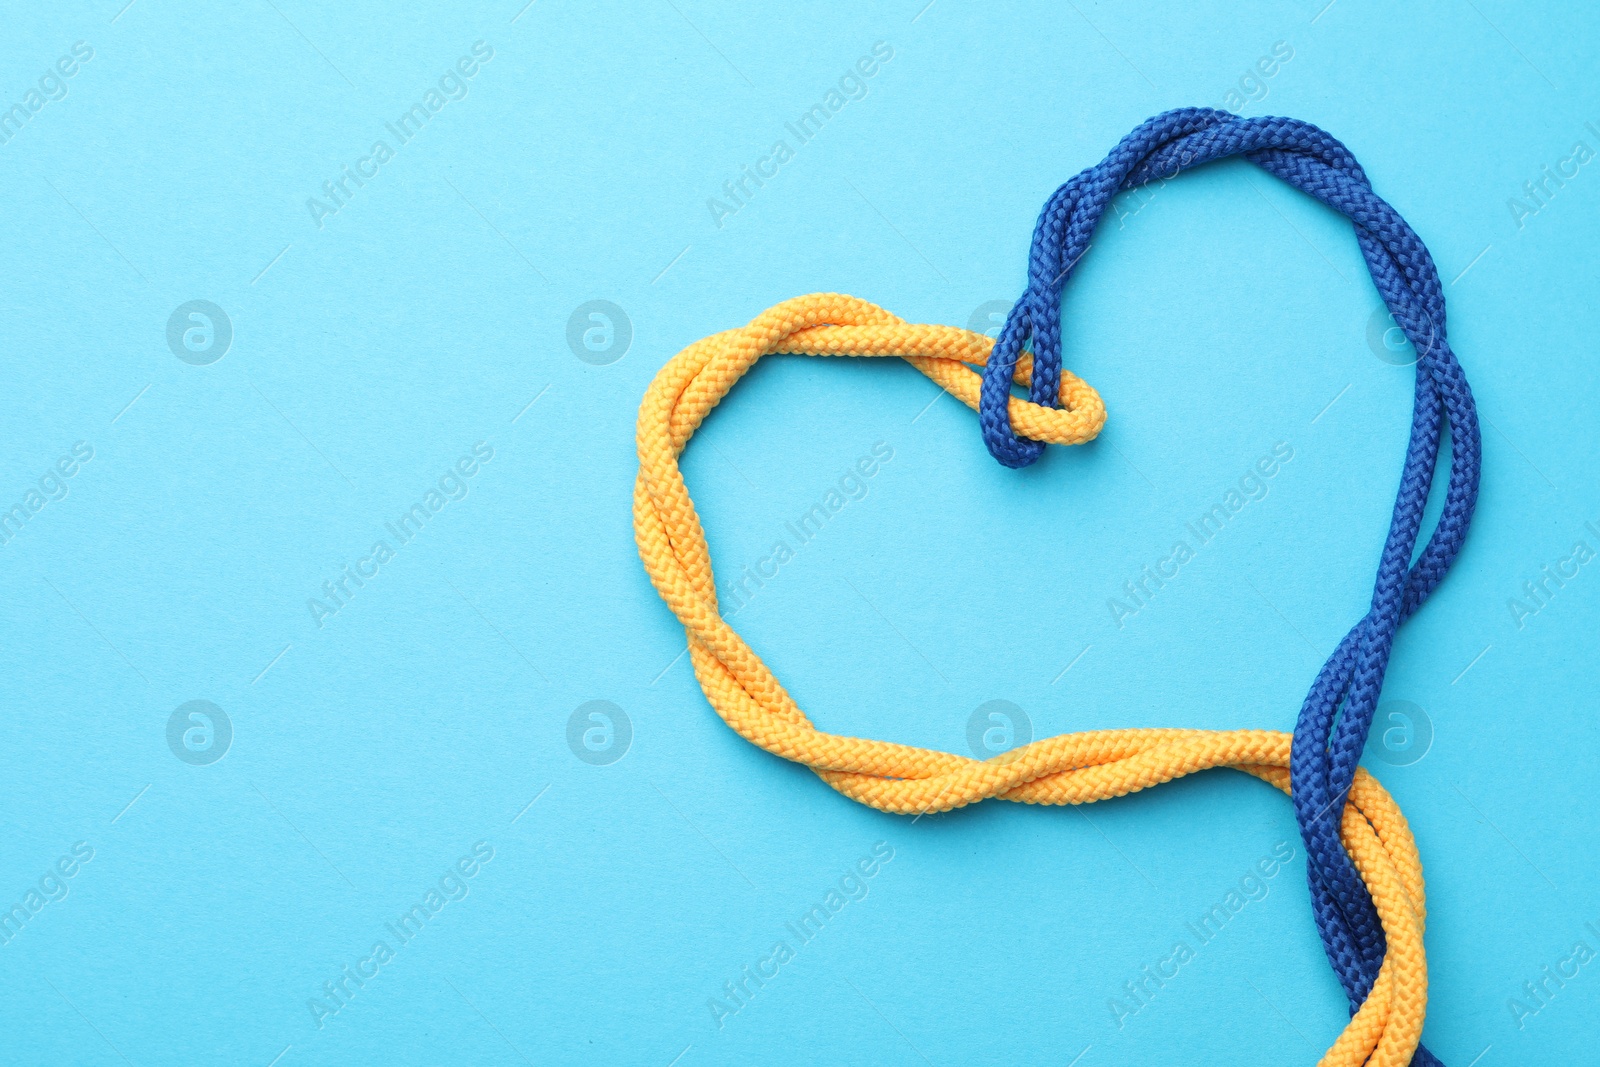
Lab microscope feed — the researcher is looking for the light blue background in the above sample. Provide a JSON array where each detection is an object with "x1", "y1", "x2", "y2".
[{"x1": 2, "y1": 1, "x2": 1597, "y2": 1064}]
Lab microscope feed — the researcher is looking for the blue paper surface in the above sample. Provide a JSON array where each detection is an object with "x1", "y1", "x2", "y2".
[{"x1": 1, "y1": 2, "x2": 1597, "y2": 1064}]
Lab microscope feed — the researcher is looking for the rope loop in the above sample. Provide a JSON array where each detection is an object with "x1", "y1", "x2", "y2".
[
  {"x1": 976, "y1": 109, "x2": 1481, "y2": 1067},
  {"x1": 639, "y1": 293, "x2": 1104, "y2": 459}
]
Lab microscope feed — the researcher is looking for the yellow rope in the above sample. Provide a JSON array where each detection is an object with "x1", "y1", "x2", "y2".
[{"x1": 634, "y1": 293, "x2": 1428, "y2": 1066}]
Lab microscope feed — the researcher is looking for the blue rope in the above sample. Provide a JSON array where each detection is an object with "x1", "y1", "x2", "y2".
[{"x1": 980, "y1": 109, "x2": 1481, "y2": 1066}]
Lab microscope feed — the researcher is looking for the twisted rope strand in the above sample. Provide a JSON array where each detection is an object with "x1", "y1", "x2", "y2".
[
  {"x1": 635, "y1": 292, "x2": 1431, "y2": 1066},
  {"x1": 979, "y1": 110, "x2": 1480, "y2": 1067}
]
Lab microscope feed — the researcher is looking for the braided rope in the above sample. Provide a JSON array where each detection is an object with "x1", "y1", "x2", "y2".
[
  {"x1": 635, "y1": 293, "x2": 1431, "y2": 1066},
  {"x1": 979, "y1": 111, "x2": 1478, "y2": 1067}
]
